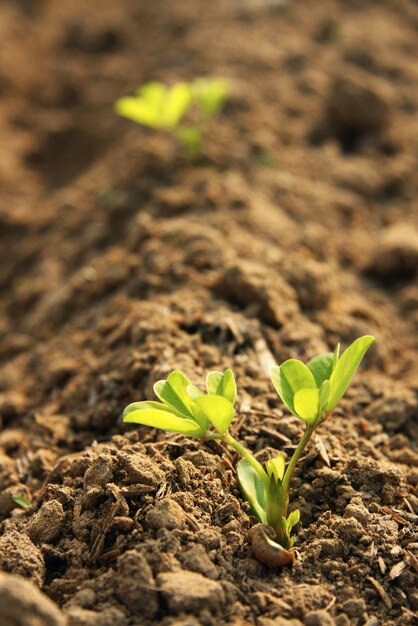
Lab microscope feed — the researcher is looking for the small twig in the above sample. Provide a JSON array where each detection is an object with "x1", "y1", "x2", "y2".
[
  {"x1": 406, "y1": 550, "x2": 418, "y2": 574},
  {"x1": 389, "y1": 560, "x2": 408, "y2": 580},
  {"x1": 382, "y1": 507, "x2": 409, "y2": 525},
  {"x1": 367, "y1": 577, "x2": 392, "y2": 610},
  {"x1": 259, "y1": 426, "x2": 292, "y2": 445},
  {"x1": 253, "y1": 337, "x2": 276, "y2": 377},
  {"x1": 403, "y1": 497, "x2": 417, "y2": 515},
  {"x1": 315, "y1": 435, "x2": 331, "y2": 467},
  {"x1": 323, "y1": 595, "x2": 336, "y2": 612},
  {"x1": 378, "y1": 555, "x2": 386, "y2": 574}
]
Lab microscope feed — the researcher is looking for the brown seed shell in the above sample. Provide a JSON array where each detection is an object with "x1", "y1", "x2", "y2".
[{"x1": 249, "y1": 524, "x2": 295, "y2": 567}]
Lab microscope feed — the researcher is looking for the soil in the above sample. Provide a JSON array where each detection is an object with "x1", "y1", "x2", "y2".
[{"x1": 0, "y1": 1, "x2": 417, "y2": 625}]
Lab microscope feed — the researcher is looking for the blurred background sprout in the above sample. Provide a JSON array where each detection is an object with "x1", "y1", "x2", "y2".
[{"x1": 115, "y1": 78, "x2": 229, "y2": 156}]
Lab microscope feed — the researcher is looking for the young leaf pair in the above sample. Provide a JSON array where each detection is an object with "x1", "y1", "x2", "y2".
[
  {"x1": 271, "y1": 334, "x2": 375, "y2": 424},
  {"x1": 115, "y1": 78, "x2": 229, "y2": 156},
  {"x1": 123, "y1": 368, "x2": 236, "y2": 437},
  {"x1": 123, "y1": 335, "x2": 375, "y2": 564}
]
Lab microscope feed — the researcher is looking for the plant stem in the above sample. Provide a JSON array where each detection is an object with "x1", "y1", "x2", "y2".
[
  {"x1": 224, "y1": 425, "x2": 316, "y2": 548},
  {"x1": 223, "y1": 432, "x2": 269, "y2": 488},
  {"x1": 281, "y1": 424, "x2": 315, "y2": 518}
]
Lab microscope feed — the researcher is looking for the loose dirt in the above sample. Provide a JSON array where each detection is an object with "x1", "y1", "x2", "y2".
[{"x1": 0, "y1": 1, "x2": 417, "y2": 625}]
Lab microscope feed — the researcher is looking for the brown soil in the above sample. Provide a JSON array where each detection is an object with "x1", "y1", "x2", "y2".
[{"x1": 0, "y1": 1, "x2": 418, "y2": 625}]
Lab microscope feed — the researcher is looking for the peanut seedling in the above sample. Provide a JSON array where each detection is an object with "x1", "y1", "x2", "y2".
[
  {"x1": 123, "y1": 335, "x2": 375, "y2": 565},
  {"x1": 115, "y1": 78, "x2": 229, "y2": 156}
]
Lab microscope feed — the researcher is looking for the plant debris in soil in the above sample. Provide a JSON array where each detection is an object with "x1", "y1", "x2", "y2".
[{"x1": 0, "y1": 1, "x2": 418, "y2": 625}]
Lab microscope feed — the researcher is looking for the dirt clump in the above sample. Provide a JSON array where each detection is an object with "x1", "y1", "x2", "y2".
[
  {"x1": 0, "y1": 529, "x2": 45, "y2": 586},
  {"x1": 0, "y1": 572, "x2": 65, "y2": 626},
  {"x1": 26, "y1": 500, "x2": 65, "y2": 544},
  {"x1": 326, "y1": 66, "x2": 393, "y2": 135},
  {"x1": 146, "y1": 498, "x2": 188, "y2": 531},
  {"x1": 157, "y1": 570, "x2": 225, "y2": 613},
  {"x1": 365, "y1": 224, "x2": 418, "y2": 284}
]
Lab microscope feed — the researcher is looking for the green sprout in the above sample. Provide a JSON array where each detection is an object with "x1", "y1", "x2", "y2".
[
  {"x1": 115, "y1": 78, "x2": 229, "y2": 156},
  {"x1": 123, "y1": 335, "x2": 375, "y2": 565},
  {"x1": 11, "y1": 495, "x2": 31, "y2": 509}
]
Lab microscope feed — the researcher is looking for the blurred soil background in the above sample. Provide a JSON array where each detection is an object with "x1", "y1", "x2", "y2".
[{"x1": 0, "y1": 1, "x2": 417, "y2": 625}]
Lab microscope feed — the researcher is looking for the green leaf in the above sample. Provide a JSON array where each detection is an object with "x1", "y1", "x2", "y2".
[
  {"x1": 218, "y1": 369, "x2": 237, "y2": 404},
  {"x1": 174, "y1": 125, "x2": 202, "y2": 155},
  {"x1": 192, "y1": 78, "x2": 229, "y2": 119},
  {"x1": 137, "y1": 82, "x2": 166, "y2": 104},
  {"x1": 271, "y1": 360, "x2": 317, "y2": 415},
  {"x1": 286, "y1": 508, "x2": 300, "y2": 532},
  {"x1": 193, "y1": 395, "x2": 234, "y2": 434},
  {"x1": 123, "y1": 400, "x2": 187, "y2": 419},
  {"x1": 115, "y1": 82, "x2": 192, "y2": 131},
  {"x1": 237, "y1": 459, "x2": 267, "y2": 524},
  {"x1": 285, "y1": 508, "x2": 301, "y2": 547},
  {"x1": 123, "y1": 408, "x2": 205, "y2": 436},
  {"x1": 206, "y1": 369, "x2": 236, "y2": 405},
  {"x1": 307, "y1": 352, "x2": 333, "y2": 387},
  {"x1": 185, "y1": 384, "x2": 204, "y2": 401},
  {"x1": 206, "y1": 371, "x2": 223, "y2": 395},
  {"x1": 319, "y1": 380, "x2": 331, "y2": 415},
  {"x1": 121, "y1": 83, "x2": 166, "y2": 127},
  {"x1": 153, "y1": 371, "x2": 196, "y2": 418},
  {"x1": 293, "y1": 388, "x2": 320, "y2": 423},
  {"x1": 266, "y1": 452, "x2": 285, "y2": 482},
  {"x1": 11, "y1": 495, "x2": 30, "y2": 509},
  {"x1": 266, "y1": 476, "x2": 285, "y2": 531},
  {"x1": 326, "y1": 335, "x2": 375, "y2": 411},
  {"x1": 115, "y1": 96, "x2": 161, "y2": 128},
  {"x1": 332, "y1": 343, "x2": 340, "y2": 371},
  {"x1": 162, "y1": 82, "x2": 193, "y2": 128}
]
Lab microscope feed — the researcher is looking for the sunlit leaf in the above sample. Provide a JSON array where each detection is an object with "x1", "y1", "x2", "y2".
[
  {"x1": 123, "y1": 400, "x2": 187, "y2": 419},
  {"x1": 206, "y1": 369, "x2": 236, "y2": 405},
  {"x1": 237, "y1": 459, "x2": 267, "y2": 524},
  {"x1": 206, "y1": 371, "x2": 223, "y2": 395},
  {"x1": 332, "y1": 342, "x2": 340, "y2": 371},
  {"x1": 185, "y1": 384, "x2": 204, "y2": 401},
  {"x1": 193, "y1": 394, "x2": 234, "y2": 434},
  {"x1": 293, "y1": 388, "x2": 320, "y2": 423},
  {"x1": 307, "y1": 352, "x2": 333, "y2": 387},
  {"x1": 162, "y1": 82, "x2": 193, "y2": 128},
  {"x1": 123, "y1": 408, "x2": 205, "y2": 436},
  {"x1": 271, "y1": 360, "x2": 317, "y2": 415},
  {"x1": 115, "y1": 97, "x2": 161, "y2": 128},
  {"x1": 153, "y1": 371, "x2": 196, "y2": 418},
  {"x1": 116, "y1": 82, "x2": 192, "y2": 131},
  {"x1": 137, "y1": 82, "x2": 166, "y2": 104},
  {"x1": 319, "y1": 380, "x2": 331, "y2": 415},
  {"x1": 286, "y1": 508, "x2": 300, "y2": 532},
  {"x1": 220, "y1": 369, "x2": 237, "y2": 404},
  {"x1": 266, "y1": 452, "x2": 285, "y2": 482},
  {"x1": 192, "y1": 78, "x2": 229, "y2": 118},
  {"x1": 326, "y1": 335, "x2": 375, "y2": 411}
]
